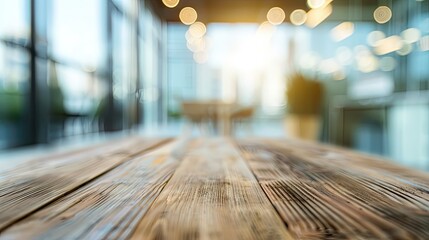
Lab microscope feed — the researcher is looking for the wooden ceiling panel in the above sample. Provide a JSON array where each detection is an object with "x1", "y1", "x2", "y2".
[{"x1": 150, "y1": 0, "x2": 379, "y2": 23}]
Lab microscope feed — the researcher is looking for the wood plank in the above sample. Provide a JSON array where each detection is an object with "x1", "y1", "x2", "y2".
[
  {"x1": 237, "y1": 139, "x2": 429, "y2": 239},
  {"x1": 0, "y1": 140, "x2": 186, "y2": 240},
  {"x1": 0, "y1": 137, "x2": 170, "y2": 231},
  {"x1": 274, "y1": 139, "x2": 429, "y2": 186},
  {"x1": 131, "y1": 138, "x2": 292, "y2": 240}
]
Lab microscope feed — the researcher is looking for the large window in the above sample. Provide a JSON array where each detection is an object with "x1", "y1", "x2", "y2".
[
  {"x1": 47, "y1": 0, "x2": 108, "y2": 139},
  {"x1": 0, "y1": 0, "x2": 31, "y2": 148},
  {"x1": 0, "y1": 0, "x2": 165, "y2": 149}
]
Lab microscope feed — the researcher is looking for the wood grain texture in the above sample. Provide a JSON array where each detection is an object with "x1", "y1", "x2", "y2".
[
  {"x1": 2, "y1": 137, "x2": 429, "y2": 240},
  {"x1": 131, "y1": 138, "x2": 292, "y2": 240},
  {"x1": 0, "y1": 140, "x2": 186, "y2": 240},
  {"x1": 237, "y1": 139, "x2": 429, "y2": 239},
  {"x1": 0, "y1": 137, "x2": 170, "y2": 231}
]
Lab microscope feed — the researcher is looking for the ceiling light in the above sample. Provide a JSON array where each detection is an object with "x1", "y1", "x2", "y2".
[
  {"x1": 306, "y1": 4, "x2": 332, "y2": 28},
  {"x1": 290, "y1": 9, "x2": 307, "y2": 26},
  {"x1": 307, "y1": 0, "x2": 332, "y2": 9},
  {"x1": 179, "y1": 7, "x2": 197, "y2": 25},
  {"x1": 374, "y1": 6, "x2": 392, "y2": 24},
  {"x1": 162, "y1": 0, "x2": 179, "y2": 8},
  {"x1": 267, "y1": 7, "x2": 286, "y2": 25}
]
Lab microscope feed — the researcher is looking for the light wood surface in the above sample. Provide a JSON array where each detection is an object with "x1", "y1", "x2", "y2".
[
  {"x1": 238, "y1": 139, "x2": 429, "y2": 239},
  {"x1": 1, "y1": 140, "x2": 184, "y2": 239},
  {"x1": 0, "y1": 137, "x2": 429, "y2": 239},
  {"x1": 0, "y1": 137, "x2": 170, "y2": 232},
  {"x1": 131, "y1": 138, "x2": 292, "y2": 240}
]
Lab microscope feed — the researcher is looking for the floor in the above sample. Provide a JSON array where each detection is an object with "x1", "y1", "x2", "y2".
[{"x1": 139, "y1": 118, "x2": 287, "y2": 138}]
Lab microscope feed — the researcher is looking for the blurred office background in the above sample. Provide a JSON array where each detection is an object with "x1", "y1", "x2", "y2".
[{"x1": 0, "y1": 0, "x2": 429, "y2": 171}]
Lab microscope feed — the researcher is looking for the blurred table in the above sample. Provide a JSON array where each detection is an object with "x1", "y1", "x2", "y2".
[
  {"x1": 181, "y1": 100, "x2": 236, "y2": 135},
  {"x1": 1, "y1": 137, "x2": 429, "y2": 239}
]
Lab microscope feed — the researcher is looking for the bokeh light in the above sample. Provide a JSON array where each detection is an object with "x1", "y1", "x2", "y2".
[
  {"x1": 162, "y1": 0, "x2": 179, "y2": 8},
  {"x1": 367, "y1": 31, "x2": 386, "y2": 47},
  {"x1": 374, "y1": 6, "x2": 392, "y2": 24},
  {"x1": 374, "y1": 35, "x2": 403, "y2": 55},
  {"x1": 188, "y1": 21, "x2": 206, "y2": 38},
  {"x1": 290, "y1": 9, "x2": 307, "y2": 26},
  {"x1": 179, "y1": 7, "x2": 197, "y2": 25},
  {"x1": 267, "y1": 7, "x2": 285, "y2": 25},
  {"x1": 306, "y1": 4, "x2": 333, "y2": 28},
  {"x1": 307, "y1": 0, "x2": 327, "y2": 9},
  {"x1": 357, "y1": 55, "x2": 379, "y2": 73},
  {"x1": 397, "y1": 43, "x2": 413, "y2": 56},
  {"x1": 187, "y1": 37, "x2": 206, "y2": 52},
  {"x1": 353, "y1": 45, "x2": 379, "y2": 73},
  {"x1": 331, "y1": 22, "x2": 354, "y2": 42},
  {"x1": 401, "y1": 28, "x2": 421, "y2": 44}
]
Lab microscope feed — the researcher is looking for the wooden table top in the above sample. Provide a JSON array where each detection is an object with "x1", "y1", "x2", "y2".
[{"x1": 1, "y1": 137, "x2": 429, "y2": 239}]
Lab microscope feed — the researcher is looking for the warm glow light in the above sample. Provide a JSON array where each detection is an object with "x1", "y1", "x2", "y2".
[
  {"x1": 290, "y1": 9, "x2": 307, "y2": 26},
  {"x1": 354, "y1": 45, "x2": 378, "y2": 73},
  {"x1": 179, "y1": 7, "x2": 197, "y2": 25},
  {"x1": 367, "y1": 31, "x2": 386, "y2": 46},
  {"x1": 374, "y1": 35, "x2": 403, "y2": 55},
  {"x1": 331, "y1": 22, "x2": 354, "y2": 42},
  {"x1": 307, "y1": 0, "x2": 333, "y2": 9},
  {"x1": 162, "y1": 0, "x2": 179, "y2": 8},
  {"x1": 188, "y1": 22, "x2": 206, "y2": 38},
  {"x1": 267, "y1": 7, "x2": 286, "y2": 25},
  {"x1": 379, "y1": 57, "x2": 396, "y2": 71},
  {"x1": 306, "y1": 4, "x2": 333, "y2": 28},
  {"x1": 374, "y1": 6, "x2": 392, "y2": 24},
  {"x1": 401, "y1": 28, "x2": 421, "y2": 44},
  {"x1": 420, "y1": 36, "x2": 429, "y2": 51}
]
